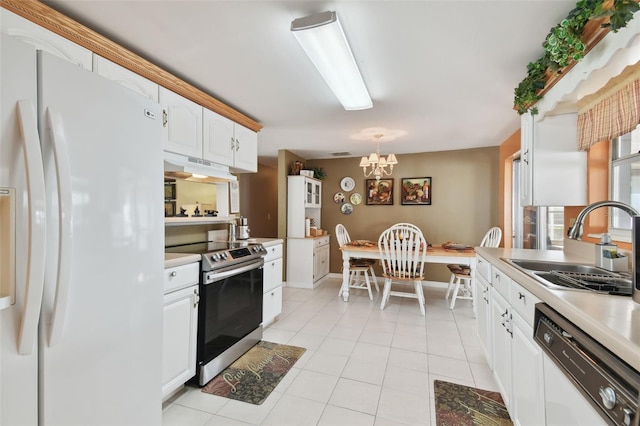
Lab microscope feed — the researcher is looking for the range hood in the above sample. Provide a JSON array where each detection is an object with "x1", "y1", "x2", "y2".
[{"x1": 164, "y1": 151, "x2": 237, "y2": 183}]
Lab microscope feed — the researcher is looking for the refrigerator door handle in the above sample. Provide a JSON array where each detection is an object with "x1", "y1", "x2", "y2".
[
  {"x1": 16, "y1": 100, "x2": 47, "y2": 355},
  {"x1": 46, "y1": 109, "x2": 73, "y2": 347}
]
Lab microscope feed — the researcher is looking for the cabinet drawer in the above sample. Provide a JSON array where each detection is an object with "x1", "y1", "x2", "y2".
[
  {"x1": 476, "y1": 255, "x2": 492, "y2": 284},
  {"x1": 164, "y1": 262, "x2": 199, "y2": 293},
  {"x1": 264, "y1": 258, "x2": 283, "y2": 293},
  {"x1": 492, "y1": 267, "x2": 511, "y2": 299},
  {"x1": 509, "y1": 282, "x2": 541, "y2": 327},
  {"x1": 263, "y1": 243, "x2": 283, "y2": 262},
  {"x1": 314, "y1": 236, "x2": 330, "y2": 248}
]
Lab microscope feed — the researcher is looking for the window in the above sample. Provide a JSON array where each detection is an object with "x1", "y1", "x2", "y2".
[{"x1": 610, "y1": 124, "x2": 640, "y2": 240}]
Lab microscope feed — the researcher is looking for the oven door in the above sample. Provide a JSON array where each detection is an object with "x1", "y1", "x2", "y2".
[{"x1": 197, "y1": 259, "x2": 263, "y2": 381}]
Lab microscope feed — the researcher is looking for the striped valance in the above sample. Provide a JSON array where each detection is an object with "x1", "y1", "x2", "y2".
[{"x1": 577, "y1": 62, "x2": 640, "y2": 151}]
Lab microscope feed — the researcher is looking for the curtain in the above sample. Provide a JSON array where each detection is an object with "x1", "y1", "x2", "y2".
[{"x1": 577, "y1": 62, "x2": 640, "y2": 150}]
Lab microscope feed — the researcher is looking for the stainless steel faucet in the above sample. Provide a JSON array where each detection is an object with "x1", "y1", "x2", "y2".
[{"x1": 568, "y1": 200, "x2": 640, "y2": 240}]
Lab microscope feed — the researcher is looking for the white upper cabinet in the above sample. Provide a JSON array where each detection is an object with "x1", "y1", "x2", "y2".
[
  {"x1": 520, "y1": 111, "x2": 587, "y2": 206},
  {"x1": 203, "y1": 108, "x2": 257, "y2": 173},
  {"x1": 0, "y1": 9, "x2": 92, "y2": 70},
  {"x1": 160, "y1": 87, "x2": 203, "y2": 158},
  {"x1": 93, "y1": 55, "x2": 158, "y2": 102}
]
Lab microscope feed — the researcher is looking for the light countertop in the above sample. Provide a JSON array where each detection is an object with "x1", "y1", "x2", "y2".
[
  {"x1": 164, "y1": 253, "x2": 200, "y2": 269},
  {"x1": 476, "y1": 247, "x2": 640, "y2": 372},
  {"x1": 163, "y1": 238, "x2": 282, "y2": 268}
]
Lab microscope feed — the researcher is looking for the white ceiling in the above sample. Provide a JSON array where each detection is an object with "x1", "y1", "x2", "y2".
[{"x1": 43, "y1": 0, "x2": 578, "y2": 167}]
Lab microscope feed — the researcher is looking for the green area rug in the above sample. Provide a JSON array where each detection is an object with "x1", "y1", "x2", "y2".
[
  {"x1": 434, "y1": 380, "x2": 513, "y2": 425},
  {"x1": 201, "y1": 341, "x2": 305, "y2": 405}
]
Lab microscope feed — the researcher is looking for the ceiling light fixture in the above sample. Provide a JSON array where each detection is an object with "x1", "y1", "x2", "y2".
[
  {"x1": 291, "y1": 10, "x2": 372, "y2": 110},
  {"x1": 360, "y1": 134, "x2": 397, "y2": 181}
]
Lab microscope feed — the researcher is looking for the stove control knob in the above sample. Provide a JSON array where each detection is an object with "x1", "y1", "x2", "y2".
[
  {"x1": 599, "y1": 386, "x2": 616, "y2": 409},
  {"x1": 221, "y1": 253, "x2": 228, "y2": 259},
  {"x1": 211, "y1": 254, "x2": 219, "y2": 261},
  {"x1": 622, "y1": 408, "x2": 634, "y2": 426},
  {"x1": 543, "y1": 332, "x2": 553, "y2": 345}
]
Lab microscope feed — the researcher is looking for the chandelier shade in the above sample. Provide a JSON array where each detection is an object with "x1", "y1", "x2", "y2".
[{"x1": 360, "y1": 134, "x2": 397, "y2": 180}]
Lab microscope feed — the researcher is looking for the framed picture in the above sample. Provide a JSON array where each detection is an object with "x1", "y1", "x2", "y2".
[
  {"x1": 164, "y1": 182, "x2": 176, "y2": 200},
  {"x1": 164, "y1": 201, "x2": 176, "y2": 217},
  {"x1": 401, "y1": 177, "x2": 432, "y2": 205},
  {"x1": 366, "y1": 179, "x2": 394, "y2": 205}
]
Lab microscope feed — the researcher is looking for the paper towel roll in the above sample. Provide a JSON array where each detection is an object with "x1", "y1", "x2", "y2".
[{"x1": 305, "y1": 218, "x2": 311, "y2": 237}]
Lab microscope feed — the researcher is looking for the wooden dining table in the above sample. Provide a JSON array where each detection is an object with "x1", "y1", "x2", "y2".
[{"x1": 338, "y1": 242, "x2": 476, "y2": 302}]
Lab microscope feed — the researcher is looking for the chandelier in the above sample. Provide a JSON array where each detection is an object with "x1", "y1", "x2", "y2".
[{"x1": 359, "y1": 134, "x2": 397, "y2": 181}]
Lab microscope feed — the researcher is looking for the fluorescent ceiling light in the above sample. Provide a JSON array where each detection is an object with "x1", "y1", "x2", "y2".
[{"x1": 291, "y1": 11, "x2": 372, "y2": 110}]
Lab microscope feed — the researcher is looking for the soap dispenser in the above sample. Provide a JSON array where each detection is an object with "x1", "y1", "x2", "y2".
[{"x1": 595, "y1": 233, "x2": 617, "y2": 268}]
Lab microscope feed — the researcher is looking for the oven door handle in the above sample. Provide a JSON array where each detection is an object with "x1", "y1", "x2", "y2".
[{"x1": 205, "y1": 259, "x2": 264, "y2": 283}]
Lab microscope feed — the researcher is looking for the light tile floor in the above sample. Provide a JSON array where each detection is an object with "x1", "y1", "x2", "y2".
[{"x1": 162, "y1": 277, "x2": 499, "y2": 426}]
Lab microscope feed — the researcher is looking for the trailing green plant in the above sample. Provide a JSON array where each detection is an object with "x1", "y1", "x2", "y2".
[
  {"x1": 513, "y1": 0, "x2": 638, "y2": 114},
  {"x1": 593, "y1": 0, "x2": 640, "y2": 32}
]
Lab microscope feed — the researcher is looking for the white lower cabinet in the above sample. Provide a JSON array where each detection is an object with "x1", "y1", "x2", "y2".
[
  {"x1": 286, "y1": 236, "x2": 330, "y2": 288},
  {"x1": 511, "y1": 311, "x2": 545, "y2": 426},
  {"x1": 490, "y1": 287, "x2": 512, "y2": 409},
  {"x1": 478, "y1": 256, "x2": 545, "y2": 425},
  {"x1": 162, "y1": 262, "x2": 199, "y2": 400},
  {"x1": 476, "y1": 273, "x2": 492, "y2": 369},
  {"x1": 262, "y1": 242, "x2": 283, "y2": 326}
]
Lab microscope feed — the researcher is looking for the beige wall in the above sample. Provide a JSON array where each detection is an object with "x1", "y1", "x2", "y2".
[
  {"x1": 239, "y1": 164, "x2": 278, "y2": 238},
  {"x1": 306, "y1": 147, "x2": 500, "y2": 282}
]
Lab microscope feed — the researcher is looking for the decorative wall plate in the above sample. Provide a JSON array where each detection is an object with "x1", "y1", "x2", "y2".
[
  {"x1": 340, "y1": 177, "x2": 355, "y2": 192},
  {"x1": 333, "y1": 192, "x2": 346, "y2": 204},
  {"x1": 350, "y1": 193, "x2": 362, "y2": 205},
  {"x1": 341, "y1": 203, "x2": 354, "y2": 215}
]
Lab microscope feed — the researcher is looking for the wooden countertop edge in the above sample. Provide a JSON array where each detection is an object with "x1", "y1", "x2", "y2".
[{"x1": 475, "y1": 247, "x2": 640, "y2": 372}]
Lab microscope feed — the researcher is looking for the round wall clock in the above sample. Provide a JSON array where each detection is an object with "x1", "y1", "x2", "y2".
[
  {"x1": 340, "y1": 177, "x2": 355, "y2": 192},
  {"x1": 350, "y1": 193, "x2": 362, "y2": 205}
]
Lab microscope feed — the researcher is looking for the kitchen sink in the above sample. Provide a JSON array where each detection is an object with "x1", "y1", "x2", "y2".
[
  {"x1": 502, "y1": 258, "x2": 632, "y2": 296},
  {"x1": 505, "y1": 259, "x2": 607, "y2": 274}
]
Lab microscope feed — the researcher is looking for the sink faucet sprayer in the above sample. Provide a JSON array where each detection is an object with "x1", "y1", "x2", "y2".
[{"x1": 567, "y1": 200, "x2": 640, "y2": 303}]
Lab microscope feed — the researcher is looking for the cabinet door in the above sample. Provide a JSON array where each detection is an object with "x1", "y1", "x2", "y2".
[
  {"x1": 476, "y1": 276, "x2": 492, "y2": 368},
  {"x1": 490, "y1": 290, "x2": 512, "y2": 409},
  {"x1": 162, "y1": 285, "x2": 199, "y2": 399},
  {"x1": 511, "y1": 313, "x2": 545, "y2": 426},
  {"x1": 305, "y1": 179, "x2": 314, "y2": 206},
  {"x1": 313, "y1": 244, "x2": 330, "y2": 281},
  {"x1": 93, "y1": 55, "x2": 158, "y2": 101},
  {"x1": 263, "y1": 285, "x2": 282, "y2": 326},
  {"x1": 520, "y1": 112, "x2": 533, "y2": 206},
  {"x1": 159, "y1": 87, "x2": 203, "y2": 157},
  {"x1": 1, "y1": 9, "x2": 92, "y2": 70},
  {"x1": 233, "y1": 124, "x2": 258, "y2": 172},
  {"x1": 313, "y1": 181, "x2": 322, "y2": 207},
  {"x1": 202, "y1": 108, "x2": 234, "y2": 167}
]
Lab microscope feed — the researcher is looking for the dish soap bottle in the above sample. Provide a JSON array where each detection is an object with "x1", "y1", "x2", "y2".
[{"x1": 595, "y1": 233, "x2": 617, "y2": 268}]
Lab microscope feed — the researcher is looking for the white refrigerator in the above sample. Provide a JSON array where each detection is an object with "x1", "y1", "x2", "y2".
[{"x1": 0, "y1": 34, "x2": 164, "y2": 425}]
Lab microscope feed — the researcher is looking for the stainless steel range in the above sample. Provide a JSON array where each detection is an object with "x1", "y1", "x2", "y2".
[{"x1": 165, "y1": 240, "x2": 267, "y2": 385}]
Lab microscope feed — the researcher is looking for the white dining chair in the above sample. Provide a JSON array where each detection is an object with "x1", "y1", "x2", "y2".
[
  {"x1": 445, "y1": 226, "x2": 502, "y2": 309},
  {"x1": 335, "y1": 224, "x2": 379, "y2": 300},
  {"x1": 378, "y1": 223, "x2": 428, "y2": 315}
]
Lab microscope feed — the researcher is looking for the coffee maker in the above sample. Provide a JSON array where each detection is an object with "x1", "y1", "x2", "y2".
[{"x1": 237, "y1": 216, "x2": 250, "y2": 240}]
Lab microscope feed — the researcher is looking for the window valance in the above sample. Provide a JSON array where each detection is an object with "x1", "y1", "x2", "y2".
[{"x1": 577, "y1": 62, "x2": 640, "y2": 150}]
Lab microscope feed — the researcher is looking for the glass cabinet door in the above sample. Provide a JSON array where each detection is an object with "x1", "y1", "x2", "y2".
[
  {"x1": 314, "y1": 183, "x2": 321, "y2": 206},
  {"x1": 306, "y1": 181, "x2": 313, "y2": 205}
]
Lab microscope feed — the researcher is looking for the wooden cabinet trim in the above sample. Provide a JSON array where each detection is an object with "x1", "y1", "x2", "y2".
[{"x1": 1, "y1": 0, "x2": 262, "y2": 132}]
